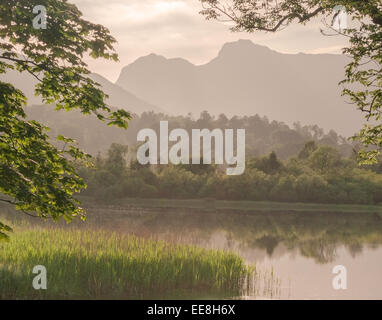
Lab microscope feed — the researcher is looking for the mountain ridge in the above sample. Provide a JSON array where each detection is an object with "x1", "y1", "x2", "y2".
[
  {"x1": 0, "y1": 69, "x2": 162, "y2": 114},
  {"x1": 116, "y1": 39, "x2": 360, "y2": 137}
]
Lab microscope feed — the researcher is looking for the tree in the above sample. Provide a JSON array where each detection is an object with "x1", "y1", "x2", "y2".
[
  {"x1": 199, "y1": 0, "x2": 382, "y2": 163},
  {"x1": 250, "y1": 151, "x2": 283, "y2": 174},
  {"x1": 104, "y1": 144, "x2": 129, "y2": 175},
  {"x1": 298, "y1": 141, "x2": 318, "y2": 159},
  {"x1": 308, "y1": 146, "x2": 341, "y2": 174},
  {"x1": 0, "y1": 1, "x2": 131, "y2": 240}
]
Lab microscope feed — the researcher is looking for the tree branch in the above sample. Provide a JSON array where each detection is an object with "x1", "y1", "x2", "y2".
[
  {"x1": 0, "y1": 198, "x2": 16, "y2": 205},
  {"x1": 207, "y1": 3, "x2": 325, "y2": 32}
]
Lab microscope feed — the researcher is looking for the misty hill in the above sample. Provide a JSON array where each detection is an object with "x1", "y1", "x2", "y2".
[
  {"x1": 0, "y1": 70, "x2": 161, "y2": 114},
  {"x1": 25, "y1": 106, "x2": 353, "y2": 158},
  {"x1": 89, "y1": 73, "x2": 162, "y2": 113},
  {"x1": 116, "y1": 39, "x2": 362, "y2": 137}
]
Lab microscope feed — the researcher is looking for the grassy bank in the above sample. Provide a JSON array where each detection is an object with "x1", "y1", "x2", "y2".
[
  {"x1": 81, "y1": 197, "x2": 382, "y2": 215},
  {"x1": 0, "y1": 228, "x2": 252, "y2": 299}
]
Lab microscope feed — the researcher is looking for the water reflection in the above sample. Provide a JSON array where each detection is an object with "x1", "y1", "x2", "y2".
[
  {"x1": 84, "y1": 207, "x2": 382, "y2": 299},
  {"x1": 3, "y1": 206, "x2": 382, "y2": 299},
  {"x1": 83, "y1": 208, "x2": 382, "y2": 264}
]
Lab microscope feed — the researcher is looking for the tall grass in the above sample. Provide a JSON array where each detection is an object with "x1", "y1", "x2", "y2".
[{"x1": 0, "y1": 228, "x2": 252, "y2": 299}]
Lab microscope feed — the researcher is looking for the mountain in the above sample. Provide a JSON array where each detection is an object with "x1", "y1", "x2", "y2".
[
  {"x1": 116, "y1": 39, "x2": 362, "y2": 137},
  {"x1": 0, "y1": 70, "x2": 162, "y2": 114},
  {"x1": 88, "y1": 73, "x2": 162, "y2": 113}
]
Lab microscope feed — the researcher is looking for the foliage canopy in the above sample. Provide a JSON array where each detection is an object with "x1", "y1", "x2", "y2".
[{"x1": 0, "y1": 0, "x2": 131, "y2": 240}]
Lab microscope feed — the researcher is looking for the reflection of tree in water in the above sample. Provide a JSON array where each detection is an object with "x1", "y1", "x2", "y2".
[
  {"x1": 299, "y1": 239, "x2": 337, "y2": 264},
  {"x1": 221, "y1": 212, "x2": 382, "y2": 263},
  {"x1": 254, "y1": 236, "x2": 281, "y2": 256},
  {"x1": 11, "y1": 205, "x2": 382, "y2": 264},
  {"x1": 348, "y1": 242, "x2": 364, "y2": 258},
  {"x1": 88, "y1": 209, "x2": 382, "y2": 263}
]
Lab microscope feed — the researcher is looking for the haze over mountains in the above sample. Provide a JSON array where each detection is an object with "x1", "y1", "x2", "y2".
[
  {"x1": 117, "y1": 39, "x2": 362, "y2": 137},
  {"x1": 2, "y1": 39, "x2": 364, "y2": 137},
  {"x1": 89, "y1": 74, "x2": 162, "y2": 113},
  {"x1": 0, "y1": 69, "x2": 162, "y2": 114}
]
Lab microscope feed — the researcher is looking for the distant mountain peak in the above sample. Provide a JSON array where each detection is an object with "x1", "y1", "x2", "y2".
[
  {"x1": 217, "y1": 39, "x2": 274, "y2": 57},
  {"x1": 131, "y1": 53, "x2": 194, "y2": 67},
  {"x1": 115, "y1": 40, "x2": 361, "y2": 136},
  {"x1": 143, "y1": 53, "x2": 167, "y2": 61}
]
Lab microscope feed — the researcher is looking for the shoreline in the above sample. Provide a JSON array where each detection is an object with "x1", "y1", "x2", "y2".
[{"x1": 78, "y1": 197, "x2": 382, "y2": 215}]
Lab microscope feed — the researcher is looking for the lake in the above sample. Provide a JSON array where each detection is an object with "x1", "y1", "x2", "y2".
[
  {"x1": 2, "y1": 204, "x2": 382, "y2": 299},
  {"x1": 84, "y1": 206, "x2": 382, "y2": 299}
]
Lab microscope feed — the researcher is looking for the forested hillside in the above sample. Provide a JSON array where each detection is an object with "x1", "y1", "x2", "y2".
[{"x1": 27, "y1": 105, "x2": 354, "y2": 159}]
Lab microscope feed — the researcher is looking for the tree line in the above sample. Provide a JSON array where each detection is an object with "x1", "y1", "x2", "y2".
[
  {"x1": 28, "y1": 106, "x2": 355, "y2": 159},
  {"x1": 79, "y1": 141, "x2": 382, "y2": 205}
]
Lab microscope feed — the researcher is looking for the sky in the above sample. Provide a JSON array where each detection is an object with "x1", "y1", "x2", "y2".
[{"x1": 72, "y1": 0, "x2": 349, "y2": 82}]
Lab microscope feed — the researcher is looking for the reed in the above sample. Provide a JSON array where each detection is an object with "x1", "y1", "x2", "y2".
[{"x1": 0, "y1": 228, "x2": 252, "y2": 299}]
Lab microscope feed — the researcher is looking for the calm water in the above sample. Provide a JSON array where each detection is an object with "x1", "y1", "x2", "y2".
[
  {"x1": 85, "y1": 207, "x2": 382, "y2": 300},
  {"x1": 3, "y1": 205, "x2": 382, "y2": 299}
]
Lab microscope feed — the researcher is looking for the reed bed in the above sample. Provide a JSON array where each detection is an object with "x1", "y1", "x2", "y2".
[{"x1": 0, "y1": 228, "x2": 252, "y2": 299}]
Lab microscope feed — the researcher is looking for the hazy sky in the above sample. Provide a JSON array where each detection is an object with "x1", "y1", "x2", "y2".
[{"x1": 72, "y1": 0, "x2": 349, "y2": 82}]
